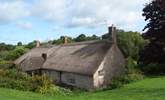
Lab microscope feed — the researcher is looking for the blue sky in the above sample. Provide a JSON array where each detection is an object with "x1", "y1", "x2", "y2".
[{"x1": 0, "y1": 0, "x2": 150, "y2": 44}]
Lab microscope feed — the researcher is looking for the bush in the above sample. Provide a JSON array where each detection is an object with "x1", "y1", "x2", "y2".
[
  {"x1": 108, "y1": 57, "x2": 144, "y2": 90},
  {"x1": 30, "y1": 74, "x2": 52, "y2": 94},
  {"x1": 117, "y1": 31, "x2": 146, "y2": 60},
  {"x1": 4, "y1": 47, "x2": 27, "y2": 61},
  {"x1": 0, "y1": 60, "x2": 14, "y2": 69},
  {"x1": 125, "y1": 70, "x2": 144, "y2": 82},
  {"x1": 126, "y1": 57, "x2": 138, "y2": 70},
  {"x1": 140, "y1": 64, "x2": 165, "y2": 75},
  {"x1": 0, "y1": 67, "x2": 72, "y2": 95},
  {"x1": 109, "y1": 71, "x2": 144, "y2": 90},
  {"x1": 46, "y1": 85, "x2": 73, "y2": 96}
]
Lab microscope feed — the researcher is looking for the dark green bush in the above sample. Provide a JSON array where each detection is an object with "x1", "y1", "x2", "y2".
[
  {"x1": 109, "y1": 71, "x2": 144, "y2": 90},
  {"x1": 4, "y1": 47, "x2": 27, "y2": 61},
  {"x1": 140, "y1": 64, "x2": 165, "y2": 75},
  {"x1": 29, "y1": 74, "x2": 52, "y2": 94},
  {"x1": 109, "y1": 57, "x2": 144, "y2": 90},
  {"x1": 0, "y1": 61, "x2": 13, "y2": 69},
  {"x1": 0, "y1": 66, "x2": 72, "y2": 95}
]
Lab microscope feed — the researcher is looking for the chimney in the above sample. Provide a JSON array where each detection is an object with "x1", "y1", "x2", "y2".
[
  {"x1": 108, "y1": 25, "x2": 117, "y2": 44},
  {"x1": 36, "y1": 40, "x2": 40, "y2": 48},
  {"x1": 64, "y1": 36, "x2": 68, "y2": 44}
]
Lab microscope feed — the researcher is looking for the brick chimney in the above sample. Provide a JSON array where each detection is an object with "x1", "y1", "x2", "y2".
[
  {"x1": 64, "y1": 36, "x2": 68, "y2": 44},
  {"x1": 36, "y1": 40, "x2": 40, "y2": 48},
  {"x1": 108, "y1": 25, "x2": 117, "y2": 44}
]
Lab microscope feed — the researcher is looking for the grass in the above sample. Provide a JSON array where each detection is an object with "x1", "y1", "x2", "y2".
[{"x1": 0, "y1": 76, "x2": 165, "y2": 100}]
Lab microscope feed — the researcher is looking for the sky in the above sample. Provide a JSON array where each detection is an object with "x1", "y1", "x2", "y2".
[{"x1": 0, "y1": 0, "x2": 150, "y2": 44}]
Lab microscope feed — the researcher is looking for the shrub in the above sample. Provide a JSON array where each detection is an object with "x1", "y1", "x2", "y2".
[
  {"x1": 140, "y1": 63, "x2": 165, "y2": 75},
  {"x1": 0, "y1": 62, "x2": 73, "y2": 95},
  {"x1": 126, "y1": 57, "x2": 138, "y2": 70},
  {"x1": 0, "y1": 60, "x2": 13, "y2": 69},
  {"x1": 0, "y1": 67, "x2": 48, "y2": 92},
  {"x1": 108, "y1": 57, "x2": 144, "y2": 90},
  {"x1": 4, "y1": 47, "x2": 27, "y2": 61},
  {"x1": 46, "y1": 85, "x2": 73, "y2": 96},
  {"x1": 125, "y1": 70, "x2": 144, "y2": 82},
  {"x1": 30, "y1": 74, "x2": 52, "y2": 94},
  {"x1": 109, "y1": 71, "x2": 144, "y2": 90}
]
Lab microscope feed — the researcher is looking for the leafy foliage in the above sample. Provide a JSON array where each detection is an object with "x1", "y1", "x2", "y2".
[
  {"x1": 139, "y1": 0, "x2": 165, "y2": 65},
  {"x1": 52, "y1": 36, "x2": 74, "y2": 45},
  {"x1": 74, "y1": 34, "x2": 87, "y2": 42},
  {"x1": 17, "y1": 42, "x2": 23, "y2": 46},
  {"x1": 0, "y1": 62, "x2": 71, "y2": 94},
  {"x1": 102, "y1": 30, "x2": 145, "y2": 60},
  {"x1": 108, "y1": 57, "x2": 144, "y2": 90},
  {"x1": 0, "y1": 46, "x2": 27, "y2": 61},
  {"x1": 139, "y1": 63, "x2": 165, "y2": 75},
  {"x1": 25, "y1": 41, "x2": 36, "y2": 49},
  {"x1": 0, "y1": 43, "x2": 15, "y2": 52},
  {"x1": 117, "y1": 31, "x2": 146, "y2": 60}
]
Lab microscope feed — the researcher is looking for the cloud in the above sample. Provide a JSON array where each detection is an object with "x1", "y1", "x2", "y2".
[
  {"x1": 16, "y1": 21, "x2": 33, "y2": 30},
  {"x1": 31, "y1": 0, "x2": 149, "y2": 30},
  {"x1": 0, "y1": 0, "x2": 150, "y2": 31},
  {"x1": 32, "y1": 0, "x2": 68, "y2": 23},
  {"x1": 0, "y1": 0, "x2": 30, "y2": 24},
  {"x1": 66, "y1": 0, "x2": 149, "y2": 30}
]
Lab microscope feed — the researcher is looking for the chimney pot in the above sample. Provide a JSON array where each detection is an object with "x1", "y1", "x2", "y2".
[
  {"x1": 108, "y1": 25, "x2": 117, "y2": 44},
  {"x1": 36, "y1": 40, "x2": 40, "y2": 48},
  {"x1": 64, "y1": 36, "x2": 68, "y2": 44}
]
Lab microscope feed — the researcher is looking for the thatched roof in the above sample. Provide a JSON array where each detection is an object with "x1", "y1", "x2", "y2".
[
  {"x1": 14, "y1": 47, "x2": 50, "y2": 65},
  {"x1": 15, "y1": 40, "x2": 113, "y2": 75}
]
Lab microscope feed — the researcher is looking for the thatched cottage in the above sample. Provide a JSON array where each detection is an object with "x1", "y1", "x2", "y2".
[{"x1": 14, "y1": 26, "x2": 125, "y2": 90}]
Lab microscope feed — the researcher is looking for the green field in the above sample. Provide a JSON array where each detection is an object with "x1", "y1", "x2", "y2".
[{"x1": 0, "y1": 76, "x2": 165, "y2": 100}]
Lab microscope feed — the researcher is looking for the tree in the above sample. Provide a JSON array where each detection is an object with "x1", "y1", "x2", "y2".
[
  {"x1": 25, "y1": 41, "x2": 36, "y2": 49},
  {"x1": 86, "y1": 35, "x2": 100, "y2": 41},
  {"x1": 117, "y1": 31, "x2": 146, "y2": 60},
  {"x1": 4, "y1": 47, "x2": 27, "y2": 60},
  {"x1": 74, "y1": 34, "x2": 87, "y2": 42},
  {"x1": 17, "y1": 42, "x2": 23, "y2": 46},
  {"x1": 0, "y1": 43, "x2": 15, "y2": 51},
  {"x1": 52, "y1": 36, "x2": 73, "y2": 45},
  {"x1": 102, "y1": 30, "x2": 145, "y2": 60},
  {"x1": 139, "y1": 0, "x2": 165, "y2": 64}
]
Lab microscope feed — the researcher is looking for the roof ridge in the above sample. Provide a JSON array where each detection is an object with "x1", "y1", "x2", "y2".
[{"x1": 59, "y1": 40, "x2": 110, "y2": 47}]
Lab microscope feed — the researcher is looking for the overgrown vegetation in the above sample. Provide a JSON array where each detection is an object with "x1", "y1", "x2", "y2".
[
  {"x1": 0, "y1": 61, "x2": 72, "y2": 95},
  {"x1": 0, "y1": 43, "x2": 72, "y2": 94}
]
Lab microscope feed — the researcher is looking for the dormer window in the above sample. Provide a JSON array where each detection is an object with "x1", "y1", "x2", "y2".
[{"x1": 42, "y1": 53, "x2": 47, "y2": 61}]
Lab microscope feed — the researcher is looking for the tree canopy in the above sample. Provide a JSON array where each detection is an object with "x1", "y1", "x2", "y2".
[
  {"x1": 139, "y1": 0, "x2": 165, "y2": 64},
  {"x1": 117, "y1": 31, "x2": 146, "y2": 60}
]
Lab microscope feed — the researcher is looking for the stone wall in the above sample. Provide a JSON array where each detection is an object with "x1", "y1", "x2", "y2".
[
  {"x1": 93, "y1": 44, "x2": 125, "y2": 88},
  {"x1": 61, "y1": 72, "x2": 93, "y2": 90},
  {"x1": 41, "y1": 69, "x2": 61, "y2": 83},
  {"x1": 41, "y1": 70, "x2": 94, "y2": 90},
  {"x1": 103, "y1": 45, "x2": 125, "y2": 84}
]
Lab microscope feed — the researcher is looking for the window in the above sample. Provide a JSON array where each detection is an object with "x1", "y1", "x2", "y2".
[
  {"x1": 68, "y1": 78, "x2": 76, "y2": 84},
  {"x1": 98, "y1": 70, "x2": 105, "y2": 76}
]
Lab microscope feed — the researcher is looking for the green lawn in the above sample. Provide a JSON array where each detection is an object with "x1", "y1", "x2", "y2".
[{"x1": 1, "y1": 76, "x2": 165, "y2": 100}]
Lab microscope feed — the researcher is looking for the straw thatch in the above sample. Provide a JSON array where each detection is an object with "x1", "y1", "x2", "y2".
[{"x1": 15, "y1": 40, "x2": 112, "y2": 75}]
